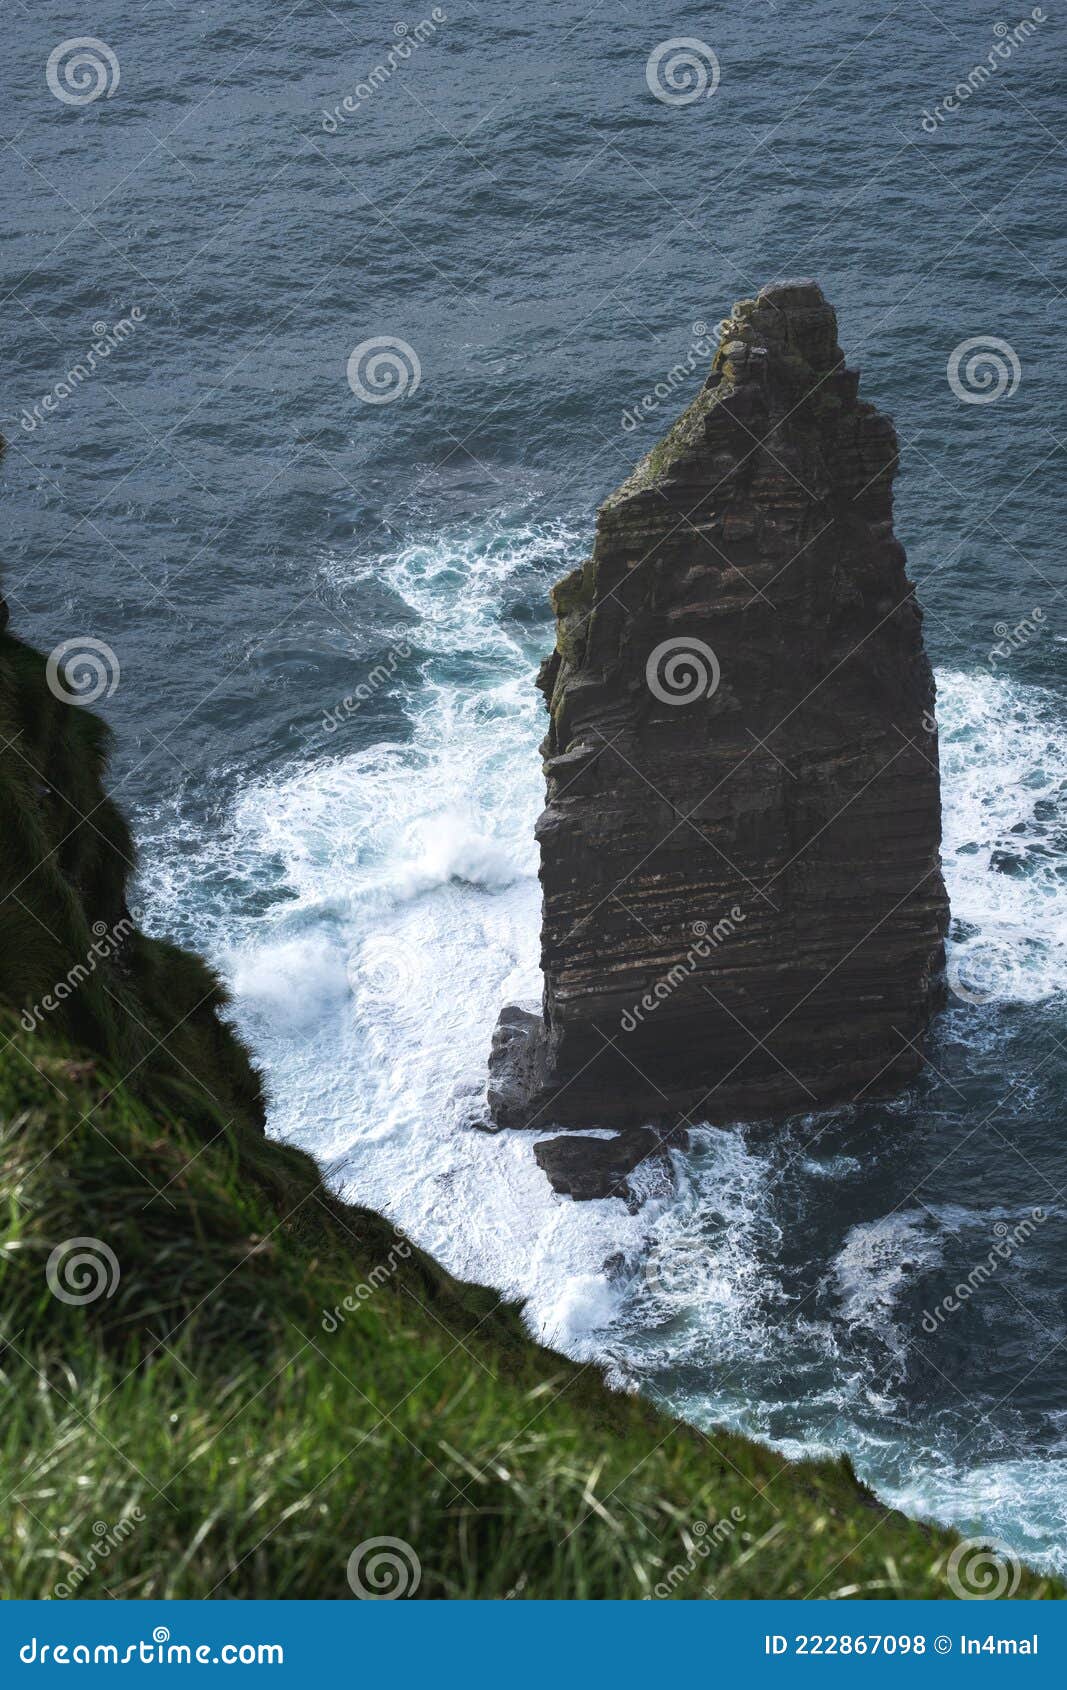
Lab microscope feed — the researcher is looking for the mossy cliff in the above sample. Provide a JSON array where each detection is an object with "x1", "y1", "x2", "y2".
[{"x1": 0, "y1": 450, "x2": 1056, "y2": 1600}]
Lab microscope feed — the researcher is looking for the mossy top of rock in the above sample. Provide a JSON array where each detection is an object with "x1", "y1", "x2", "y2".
[
  {"x1": 604, "y1": 278, "x2": 842, "y2": 508},
  {"x1": 604, "y1": 372, "x2": 732, "y2": 507}
]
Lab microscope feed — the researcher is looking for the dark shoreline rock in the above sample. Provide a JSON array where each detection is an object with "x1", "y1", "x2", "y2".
[
  {"x1": 490, "y1": 279, "x2": 949, "y2": 1139},
  {"x1": 533, "y1": 1125, "x2": 682, "y2": 1209}
]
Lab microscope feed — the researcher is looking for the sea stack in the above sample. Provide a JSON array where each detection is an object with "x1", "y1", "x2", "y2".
[{"x1": 489, "y1": 280, "x2": 949, "y2": 1150}]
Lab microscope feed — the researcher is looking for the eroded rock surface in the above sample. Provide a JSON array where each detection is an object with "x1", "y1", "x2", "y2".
[
  {"x1": 532, "y1": 1126, "x2": 678, "y2": 1209},
  {"x1": 490, "y1": 280, "x2": 948, "y2": 1137}
]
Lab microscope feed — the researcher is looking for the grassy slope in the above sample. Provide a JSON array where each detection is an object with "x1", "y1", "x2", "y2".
[{"x1": 0, "y1": 611, "x2": 1059, "y2": 1601}]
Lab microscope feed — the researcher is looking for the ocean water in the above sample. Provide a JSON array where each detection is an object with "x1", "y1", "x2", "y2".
[{"x1": 5, "y1": 1, "x2": 1067, "y2": 1570}]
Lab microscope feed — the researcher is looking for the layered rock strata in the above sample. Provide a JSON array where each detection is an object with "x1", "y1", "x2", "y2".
[{"x1": 490, "y1": 281, "x2": 948, "y2": 1139}]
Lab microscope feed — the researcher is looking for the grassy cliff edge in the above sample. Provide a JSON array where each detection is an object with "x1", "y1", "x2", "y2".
[{"x1": 0, "y1": 583, "x2": 1057, "y2": 1600}]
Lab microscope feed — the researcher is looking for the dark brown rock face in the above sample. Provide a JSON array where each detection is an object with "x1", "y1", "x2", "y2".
[
  {"x1": 533, "y1": 1126, "x2": 679, "y2": 1209},
  {"x1": 489, "y1": 280, "x2": 949, "y2": 1136}
]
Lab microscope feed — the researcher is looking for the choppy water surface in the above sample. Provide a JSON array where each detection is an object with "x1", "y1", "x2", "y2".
[{"x1": 5, "y1": 1, "x2": 1066, "y2": 1571}]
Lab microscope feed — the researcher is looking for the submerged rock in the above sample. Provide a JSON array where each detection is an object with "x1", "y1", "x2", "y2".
[
  {"x1": 490, "y1": 280, "x2": 949, "y2": 1138},
  {"x1": 533, "y1": 1125, "x2": 678, "y2": 1209}
]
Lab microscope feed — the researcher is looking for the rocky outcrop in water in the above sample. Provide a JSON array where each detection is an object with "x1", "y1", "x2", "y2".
[
  {"x1": 532, "y1": 1124, "x2": 680, "y2": 1209},
  {"x1": 489, "y1": 281, "x2": 948, "y2": 1149}
]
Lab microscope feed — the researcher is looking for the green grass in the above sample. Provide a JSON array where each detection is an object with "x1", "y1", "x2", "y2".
[
  {"x1": 0, "y1": 577, "x2": 1061, "y2": 1601},
  {"x1": 2, "y1": 1017, "x2": 1060, "y2": 1602}
]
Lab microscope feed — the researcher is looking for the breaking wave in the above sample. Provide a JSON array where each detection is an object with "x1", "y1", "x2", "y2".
[{"x1": 136, "y1": 517, "x2": 1067, "y2": 1569}]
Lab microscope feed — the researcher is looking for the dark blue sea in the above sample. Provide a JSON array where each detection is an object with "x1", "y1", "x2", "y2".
[{"x1": 5, "y1": 1, "x2": 1066, "y2": 1575}]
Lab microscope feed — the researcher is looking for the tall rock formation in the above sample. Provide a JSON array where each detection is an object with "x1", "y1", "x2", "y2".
[{"x1": 489, "y1": 281, "x2": 948, "y2": 1145}]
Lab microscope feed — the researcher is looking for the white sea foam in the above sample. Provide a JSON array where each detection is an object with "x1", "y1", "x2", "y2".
[
  {"x1": 937, "y1": 668, "x2": 1067, "y2": 1007},
  {"x1": 636, "y1": 1126, "x2": 785, "y2": 1356},
  {"x1": 171, "y1": 521, "x2": 662, "y2": 1345},
  {"x1": 143, "y1": 531, "x2": 1066, "y2": 1325},
  {"x1": 830, "y1": 1211, "x2": 942, "y2": 1338},
  {"x1": 137, "y1": 519, "x2": 1067, "y2": 1568},
  {"x1": 887, "y1": 1457, "x2": 1067, "y2": 1577},
  {"x1": 228, "y1": 932, "x2": 349, "y2": 1033}
]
